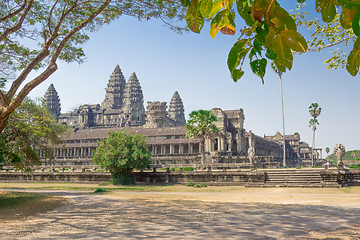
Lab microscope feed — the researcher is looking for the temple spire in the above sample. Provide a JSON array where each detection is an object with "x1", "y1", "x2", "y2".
[
  {"x1": 44, "y1": 83, "x2": 61, "y2": 118},
  {"x1": 122, "y1": 72, "x2": 145, "y2": 125},
  {"x1": 168, "y1": 91, "x2": 186, "y2": 126},
  {"x1": 101, "y1": 65, "x2": 126, "y2": 109}
]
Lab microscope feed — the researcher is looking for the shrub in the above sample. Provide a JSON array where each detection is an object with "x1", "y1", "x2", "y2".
[
  {"x1": 186, "y1": 180, "x2": 195, "y2": 187},
  {"x1": 349, "y1": 164, "x2": 359, "y2": 169},
  {"x1": 194, "y1": 184, "x2": 201, "y2": 188},
  {"x1": 174, "y1": 168, "x2": 181, "y2": 172},
  {"x1": 199, "y1": 182, "x2": 207, "y2": 188},
  {"x1": 170, "y1": 167, "x2": 175, "y2": 171},
  {"x1": 94, "y1": 188, "x2": 108, "y2": 193},
  {"x1": 295, "y1": 166, "x2": 301, "y2": 169},
  {"x1": 183, "y1": 167, "x2": 194, "y2": 171}
]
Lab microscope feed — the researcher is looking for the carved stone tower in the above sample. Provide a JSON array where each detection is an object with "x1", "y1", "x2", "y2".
[
  {"x1": 144, "y1": 101, "x2": 174, "y2": 128},
  {"x1": 101, "y1": 65, "x2": 126, "y2": 109},
  {"x1": 44, "y1": 83, "x2": 61, "y2": 118},
  {"x1": 122, "y1": 72, "x2": 145, "y2": 125},
  {"x1": 168, "y1": 91, "x2": 186, "y2": 126}
]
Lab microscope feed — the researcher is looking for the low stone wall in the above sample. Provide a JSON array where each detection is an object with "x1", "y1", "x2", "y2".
[{"x1": 0, "y1": 169, "x2": 359, "y2": 187}]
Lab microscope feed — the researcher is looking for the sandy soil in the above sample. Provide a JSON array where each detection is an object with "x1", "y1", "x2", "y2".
[{"x1": 1, "y1": 187, "x2": 360, "y2": 239}]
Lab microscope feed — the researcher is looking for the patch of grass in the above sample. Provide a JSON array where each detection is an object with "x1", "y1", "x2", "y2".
[
  {"x1": 0, "y1": 191, "x2": 67, "y2": 220},
  {"x1": 98, "y1": 181, "x2": 111, "y2": 186},
  {"x1": 94, "y1": 188, "x2": 108, "y2": 193}
]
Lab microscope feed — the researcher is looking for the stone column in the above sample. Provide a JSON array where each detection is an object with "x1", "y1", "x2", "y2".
[
  {"x1": 170, "y1": 145, "x2": 174, "y2": 154},
  {"x1": 190, "y1": 144, "x2": 193, "y2": 154}
]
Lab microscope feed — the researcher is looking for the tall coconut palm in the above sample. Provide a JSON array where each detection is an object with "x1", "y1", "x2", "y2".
[
  {"x1": 186, "y1": 110, "x2": 219, "y2": 165},
  {"x1": 309, "y1": 103, "x2": 321, "y2": 166},
  {"x1": 272, "y1": 62, "x2": 286, "y2": 167}
]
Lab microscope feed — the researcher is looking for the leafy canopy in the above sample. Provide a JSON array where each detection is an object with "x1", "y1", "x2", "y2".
[
  {"x1": 186, "y1": 109, "x2": 219, "y2": 139},
  {"x1": 0, "y1": 97, "x2": 68, "y2": 170},
  {"x1": 93, "y1": 130, "x2": 151, "y2": 184},
  {"x1": 308, "y1": 102, "x2": 321, "y2": 128},
  {"x1": 180, "y1": 0, "x2": 360, "y2": 83}
]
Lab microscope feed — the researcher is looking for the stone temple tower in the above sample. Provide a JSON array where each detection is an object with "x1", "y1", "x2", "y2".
[
  {"x1": 122, "y1": 72, "x2": 145, "y2": 125},
  {"x1": 101, "y1": 65, "x2": 126, "y2": 109},
  {"x1": 44, "y1": 83, "x2": 61, "y2": 118},
  {"x1": 168, "y1": 91, "x2": 186, "y2": 126}
]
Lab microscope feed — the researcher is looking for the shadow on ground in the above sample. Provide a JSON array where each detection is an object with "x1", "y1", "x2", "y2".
[{"x1": 0, "y1": 191, "x2": 359, "y2": 239}]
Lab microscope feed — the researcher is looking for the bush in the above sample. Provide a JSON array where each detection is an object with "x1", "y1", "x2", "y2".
[
  {"x1": 194, "y1": 184, "x2": 201, "y2": 188},
  {"x1": 94, "y1": 188, "x2": 108, "y2": 193},
  {"x1": 183, "y1": 167, "x2": 194, "y2": 171},
  {"x1": 349, "y1": 164, "x2": 359, "y2": 169},
  {"x1": 199, "y1": 182, "x2": 207, "y2": 188},
  {"x1": 170, "y1": 167, "x2": 175, "y2": 171},
  {"x1": 296, "y1": 166, "x2": 301, "y2": 169},
  {"x1": 186, "y1": 180, "x2": 195, "y2": 187}
]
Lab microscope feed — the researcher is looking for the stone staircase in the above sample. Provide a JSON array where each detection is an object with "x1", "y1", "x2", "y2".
[{"x1": 246, "y1": 169, "x2": 342, "y2": 188}]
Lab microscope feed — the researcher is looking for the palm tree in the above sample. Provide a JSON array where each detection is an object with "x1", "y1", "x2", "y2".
[
  {"x1": 325, "y1": 147, "x2": 330, "y2": 156},
  {"x1": 186, "y1": 110, "x2": 219, "y2": 164},
  {"x1": 309, "y1": 103, "x2": 321, "y2": 166},
  {"x1": 272, "y1": 62, "x2": 286, "y2": 167}
]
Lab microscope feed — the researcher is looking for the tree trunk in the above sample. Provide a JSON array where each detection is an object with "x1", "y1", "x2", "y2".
[
  {"x1": 279, "y1": 74, "x2": 286, "y2": 167},
  {"x1": 311, "y1": 125, "x2": 316, "y2": 167},
  {"x1": 201, "y1": 137, "x2": 206, "y2": 165}
]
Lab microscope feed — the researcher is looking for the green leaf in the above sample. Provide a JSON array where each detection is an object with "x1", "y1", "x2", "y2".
[
  {"x1": 181, "y1": 0, "x2": 191, "y2": 7},
  {"x1": 186, "y1": 2, "x2": 204, "y2": 33},
  {"x1": 353, "y1": 10, "x2": 360, "y2": 36},
  {"x1": 297, "y1": 0, "x2": 305, "y2": 3},
  {"x1": 265, "y1": 48, "x2": 276, "y2": 60},
  {"x1": 228, "y1": 39, "x2": 248, "y2": 70},
  {"x1": 269, "y1": 5, "x2": 297, "y2": 32},
  {"x1": 265, "y1": 29, "x2": 292, "y2": 72},
  {"x1": 316, "y1": 0, "x2": 336, "y2": 22},
  {"x1": 199, "y1": 0, "x2": 213, "y2": 17},
  {"x1": 255, "y1": 22, "x2": 269, "y2": 44},
  {"x1": 231, "y1": 69, "x2": 245, "y2": 82},
  {"x1": 281, "y1": 30, "x2": 308, "y2": 52},
  {"x1": 340, "y1": 7, "x2": 356, "y2": 29},
  {"x1": 346, "y1": 37, "x2": 360, "y2": 76},
  {"x1": 236, "y1": 0, "x2": 254, "y2": 26},
  {"x1": 227, "y1": 39, "x2": 250, "y2": 82},
  {"x1": 250, "y1": 58, "x2": 267, "y2": 83},
  {"x1": 210, "y1": 0, "x2": 226, "y2": 18},
  {"x1": 210, "y1": 11, "x2": 225, "y2": 38}
]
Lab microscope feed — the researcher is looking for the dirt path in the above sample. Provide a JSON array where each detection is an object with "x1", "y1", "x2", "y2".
[{"x1": 1, "y1": 189, "x2": 360, "y2": 239}]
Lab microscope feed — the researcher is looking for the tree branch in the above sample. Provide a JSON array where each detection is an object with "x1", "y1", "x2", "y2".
[
  {"x1": 0, "y1": 0, "x2": 27, "y2": 23},
  {"x1": 0, "y1": 0, "x2": 34, "y2": 42},
  {"x1": 50, "y1": 0, "x2": 111, "y2": 64},
  {"x1": 8, "y1": 63, "x2": 58, "y2": 118}
]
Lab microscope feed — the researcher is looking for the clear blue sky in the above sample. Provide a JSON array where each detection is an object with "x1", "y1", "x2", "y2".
[{"x1": 28, "y1": 2, "x2": 360, "y2": 153}]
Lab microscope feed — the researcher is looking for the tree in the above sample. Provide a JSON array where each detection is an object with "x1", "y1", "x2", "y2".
[
  {"x1": 93, "y1": 130, "x2": 151, "y2": 185},
  {"x1": 309, "y1": 102, "x2": 321, "y2": 166},
  {"x1": 0, "y1": 97, "x2": 68, "y2": 170},
  {"x1": 294, "y1": 4, "x2": 355, "y2": 71},
  {"x1": 180, "y1": 0, "x2": 360, "y2": 82},
  {"x1": 326, "y1": 147, "x2": 330, "y2": 156},
  {"x1": 186, "y1": 110, "x2": 219, "y2": 164},
  {"x1": 271, "y1": 62, "x2": 286, "y2": 167},
  {"x1": 0, "y1": 0, "x2": 185, "y2": 133}
]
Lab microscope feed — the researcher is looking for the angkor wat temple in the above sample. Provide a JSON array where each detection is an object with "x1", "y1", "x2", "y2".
[{"x1": 44, "y1": 65, "x2": 313, "y2": 167}]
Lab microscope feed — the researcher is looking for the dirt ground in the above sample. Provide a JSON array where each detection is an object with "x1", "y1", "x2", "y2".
[{"x1": 1, "y1": 186, "x2": 360, "y2": 239}]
